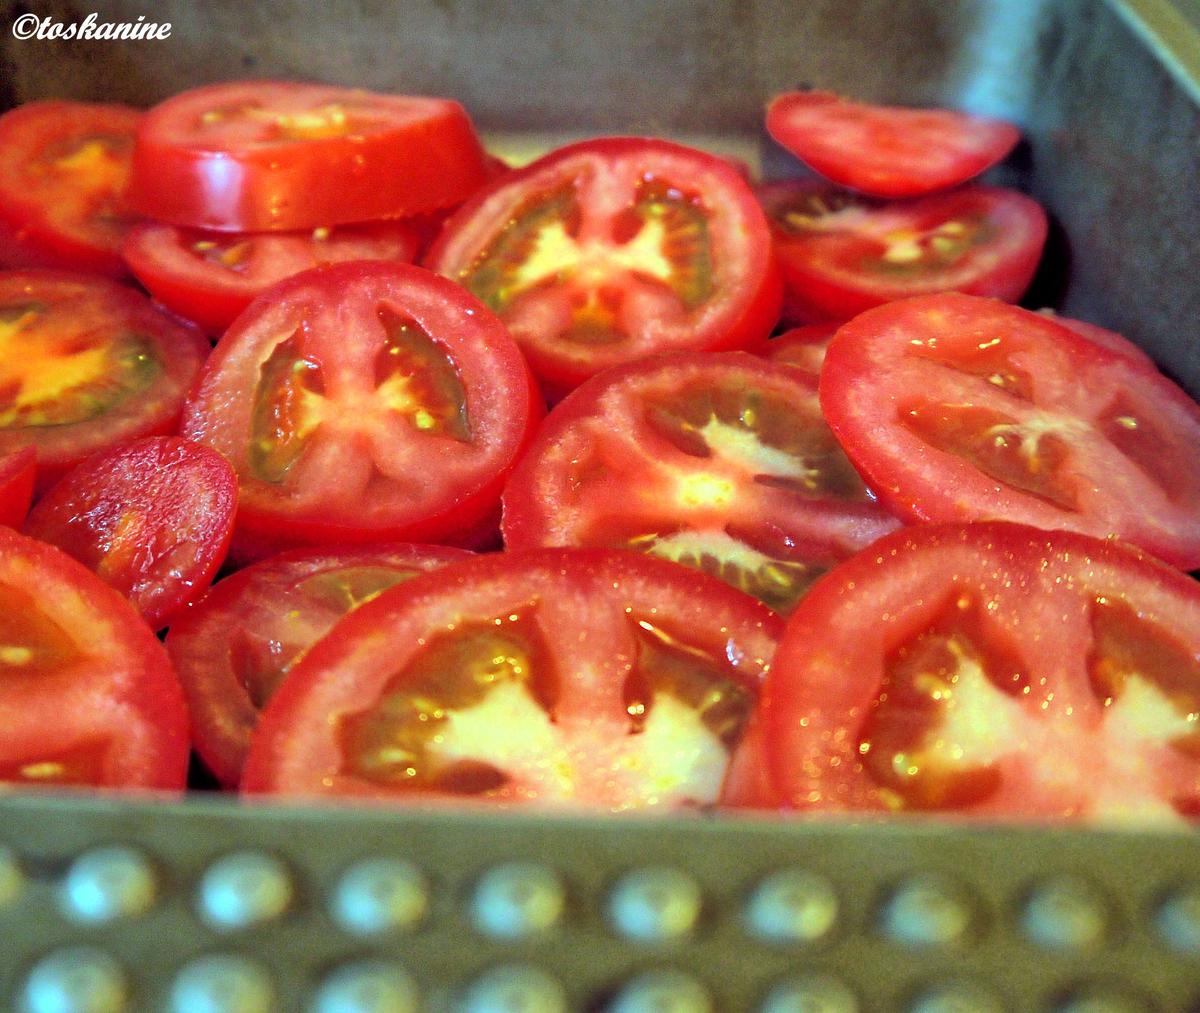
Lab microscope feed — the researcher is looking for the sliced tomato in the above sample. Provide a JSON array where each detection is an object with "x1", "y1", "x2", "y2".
[
  {"x1": 122, "y1": 220, "x2": 422, "y2": 335},
  {"x1": 758, "y1": 181, "x2": 1046, "y2": 321},
  {"x1": 181, "y1": 261, "x2": 541, "y2": 560},
  {"x1": 129, "y1": 81, "x2": 487, "y2": 232},
  {"x1": 748, "y1": 323, "x2": 840, "y2": 378},
  {"x1": 502, "y1": 352, "x2": 900, "y2": 615},
  {"x1": 0, "y1": 527, "x2": 188, "y2": 790},
  {"x1": 166, "y1": 543, "x2": 471, "y2": 787},
  {"x1": 819, "y1": 293, "x2": 1200, "y2": 568},
  {"x1": 0, "y1": 101, "x2": 141, "y2": 279},
  {"x1": 23, "y1": 436, "x2": 237, "y2": 629},
  {"x1": 766, "y1": 91, "x2": 1021, "y2": 198},
  {"x1": 1036, "y1": 309, "x2": 1156, "y2": 371},
  {"x1": 0, "y1": 446, "x2": 35, "y2": 528},
  {"x1": 425, "y1": 137, "x2": 782, "y2": 393},
  {"x1": 765, "y1": 522, "x2": 1200, "y2": 824},
  {"x1": 0, "y1": 270, "x2": 210, "y2": 491},
  {"x1": 241, "y1": 548, "x2": 781, "y2": 810}
]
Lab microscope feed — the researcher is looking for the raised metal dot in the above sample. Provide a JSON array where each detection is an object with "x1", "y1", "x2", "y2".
[
  {"x1": 1021, "y1": 877, "x2": 1109, "y2": 950},
  {"x1": 880, "y1": 875, "x2": 974, "y2": 946},
  {"x1": 60, "y1": 845, "x2": 157, "y2": 924},
  {"x1": 330, "y1": 858, "x2": 427, "y2": 936},
  {"x1": 197, "y1": 851, "x2": 293, "y2": 931},
  {"x1": 908, "y1": 981, "x2": 1006, "y2": 1013},
  {"x1": 759, "y1": 974, "x2": 859, "y2": 1013},
  {"x1": 459, "y1": 964, "x2": 567, "y2": 1013},
  {"x1": 608, "y1": 867, "x2": 702, "y2": 942},
  {"x1": 171, "y1": 954, "x2": 276, "y2": 1013},
  {"x1": 1055, "y1": 983, "x2": 1152, "y2": 1013},
  {"x1": 609, "y1": 969, "x2": 712, "y2": 1013},
  {"x1": 1155, "y1": 886, "x2": 1200, "y2": 955},
  {"x1": 745, "y1": 869, "x2": 839, "y2": 944},
  {"x1": 20, "y1": 946, "x2": 129, "y2": 1013},
  {"x1": 472, "y1": 862, "x2": 565, "y2": 939},
  {"x1": 311, "y1": 960, "x2": 418, "y2": 1013},
  {"x1": 0, "y1": 844, "x2": 24, "y2": 907}
]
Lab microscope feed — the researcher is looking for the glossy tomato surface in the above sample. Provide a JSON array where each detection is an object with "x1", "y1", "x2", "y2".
[
  {"x1": 765, "y1": 522, "x2": 1200, "y2": 824},
  {"x1": 242, "y1": 548, "x2": 781, "y2": 810},
  {"x1": 758, "y1": 181, "x2": 1046, "y2": 322},
  {"x1": 748, "y1": 323, "x2": 840, "y2": 379},
  {"x1": 181, "y1": 261, "x2": 541, "y2": 559},
  {"x1": 502, "y1": 352, "x2": 900, "y2": 614},
  {"x1": 129, "y1": 81, "x2": 487, "y2": 231},
  {"x1": 24, "y1": 436, "x2": 237, "y2": 629},
  {"x1": 766, "y1": 91, "x2": 1020, "y2": 198},
  {"x1": 0, "y1": 446, "x2": 35, "y2": 528},
  {"x1": 1036, "y1": 309, "x2": 1156, "y2": 371},
  {"x1": 426, "y1": 137, "x2": 782, "y2": 392},
  {"x1": 0, "y1": 527, "x2": 189, "y2": 790},
  {"x1": 819, "y1": 293, "x2": 1200, "y2": 568}
]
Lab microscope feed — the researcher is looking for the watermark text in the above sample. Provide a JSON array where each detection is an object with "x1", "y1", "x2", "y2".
[{"x1": 12, "y1": 12, "x2": 171, "y2": 41}]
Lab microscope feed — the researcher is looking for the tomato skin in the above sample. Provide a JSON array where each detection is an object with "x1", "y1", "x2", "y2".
[
  {"x1": 0, "y1": 446, "x2": 36, "y2": 528},
  {"x1": 1036, "y1": 309, "x2": 1156, "y2": 371},
  {"x1": 746, "y1": 323, "x2": 840, "y2": 378},
  {"x1": 129, "y1": 81, "x2": 487, "y2": 232}
]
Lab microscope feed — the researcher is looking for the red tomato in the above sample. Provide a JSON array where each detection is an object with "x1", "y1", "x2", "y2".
[
  {"x1": 1036, "y1": 308, "x2": 1156, "y2": 371},
  {"x1": 181, "y1": 261, "x2": 541, "y2": 560},
  {"x1": 819, "y1": 293, "x2": 1200, "y2": 568},
  {"x1": 765, "y1": 522, "x2": 1200, "y2": 824},
  {"x1": 748, "y1": 323, "x2": 840, "y2": 378},
  {"x1": 758, "y1": 181, "x2": 1046, "y2": 321},
  {"x1": 23, "y1": 436, "x2": 237, "y2": 630},
  {"x1": 0, "y1": 101, "x2": 141, "y2": 279},
  {"x1": 0, "y1": 446, "x2": 35, "y2": 528},
  {"x1": 503, "y1": 352, "x2": 899, "y2": 615},
  {"x1": 0, "y1": 527, "x2": 189, "y2": 790},
  {"x1": 766, "y1": 91, "x2": 1021, "y2": 198},
  {"x1": 129, "y1": 81, "x2": 487, "y2": 232},
  {"x1": 122, "y1": 220, "x2": 422, "y2": 335},
  {"x1": 166, "y1": 543, "x2": 472, "y2": 787},
  {"x1": 241, "y1": 548, "x2": 781, "y2": 810},
  {"x1": 425, "y1": 137, "x2": 783, "y2": 393},
  {"x1": 0, "y1": 270, "x2": 210, "y2": 492}
]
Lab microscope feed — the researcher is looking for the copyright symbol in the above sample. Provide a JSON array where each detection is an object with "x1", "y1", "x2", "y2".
[{"x1": 11, "y1": 13, "x2": 38, "y2": 39}]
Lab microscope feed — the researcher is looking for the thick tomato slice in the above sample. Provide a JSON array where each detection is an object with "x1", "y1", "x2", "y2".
[
  {"x1": 820, "y1": 293, "x2": 1200, "y2": 568},
  {"x1": 758, "y1": 181, "x2": 1046, "y2": 322},
  {"x1": 425, "y1": 137, "x2": 782, "y2": 393},
  {"x1": 765, "y1": 522, "x2": 1200, "y2": 824},
  {"x1": 0, "y1": 270, "x2": 210, "y2": 491},
  {"x1": 0, "y1": 101, "x2": 141, "y2": 279},
  {"x1": 502, "y1": 352, "x2": 900, "y2": 615},
  {"x1": 129, "y1": 81, "x2": 487, "y2": 232},
  {"x1": 748, "y1": 323, "x2": 840, "y2": 379},
  {"x1": 0, "y1": 446, "x2": 35, "y2": 528},
  {"x1": 242, "y1": 548, "x2": 781, "y2": 810},
  {"x1": 766, "y1": 91, "x2": 1021, "y2": 198},
  {"x1": 122, "y1": 220, "x2": 422, "y2": 335},
  {"x1": 23, "y1": 436, "x2": 237, "y2": 630},
  {"x1": 181, "y1": 261, "x2": 541, "y2": 560},
  {"x1": 0, "y1": 527, "x2": 188, "y2": 791},
  {"x1": 167, "y1": 543, "x2": 471, "y2": 787}
]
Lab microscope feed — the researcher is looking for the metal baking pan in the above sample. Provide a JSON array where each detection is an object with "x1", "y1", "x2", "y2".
[{"x1": 1, "y1": 1, "x2": 1199, "y2": 1010}]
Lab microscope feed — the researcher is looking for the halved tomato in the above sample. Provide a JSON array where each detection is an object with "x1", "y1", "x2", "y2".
[
  {"x1": 758, "y1": 181, "x2": 1046, "y2": 322},
  {"x1": 747, "y1": 323, "x2": 840, "y2": 378},
  {"x1": 181, "y1": 261, "x2": 541, "y2": 560},
  {"x1": 1036, "y1": 308, "x2": 1156, "y2": 371},
  {"x1": 129, "y1": 81, "x2": 487, "y2": 231},
  {"x1": 242, "y1": 548, "x2": 781, "y2": 810},
  {"x1": 766, "y1": 91, "x2": 1020, "y2": 197},
  {"x1": 425, "y1": 137, "x2": 782, "y2": 393},
  {"x1": 765, "y1": 522, "x2": 1200, "y2": 824},
  {"x1": 166, "y1": 543, "x2": 472, "y2": 787},
  {"x1": 0, "y1": 446, "x2": 35, "y2": 528},
  {"x1": 819, "y1": 293, "x2": 1200, "y2": 568},
  {"x1": 0, "y1": 100, "x2": 141, "y2": 278},
  {"x1": 0, "y1": 270, "x2": 210, "y2": 491},
  {"x1": 0, "y1": 527, "x2": 189, "y2": 790},
  {"x1": 502, "y1": 352, "x2": 900, "y2": 615}
]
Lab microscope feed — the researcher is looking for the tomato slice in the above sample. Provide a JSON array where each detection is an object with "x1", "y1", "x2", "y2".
[
  {"x1": 122, "y1": 220, "x2": 422, "y2": 335},
  {"x1": 766, "y1": 91, "x2": 1021, "y2": 198},
  {"x1": 765, "y1": 522, "x2": 1200, "y2": 824},
  {"x1": 502, "y1": 352, "x2": 900, "y2": 615},
  {"x1": 758, "y1": 181, "x2": 1046, "y2": 321},
  {"x1": 0, "y1": 270, "x2": 210, "y2": 491},
  {"x1": 181, "y1": 261, "x2": 541, "y2": 560},
  {"x1": 242, "y1": 548, "x2": 780, "y2": 810},
  {"x1": 820, "y1": 293, "x2": 1200, "y2": 568},
  {"x1": 0, "y1": 527, "x2": 188, "y2": 791},
  {"x1": 166, "y1": 543, "x2": 471, "y2": 787},
  {"x1": 129, "y1": 81, "x2": 487, "y2": 232},
  {"x1": 1035, "y1": 308, "x2": 1156, "y2": 371},
  {"x1": 0, "y1": 446, "x2": 35, "y2": 528},
  {"x1": 425, "y1": 137, "x2": 783, "y2": 393},
  {"x1": 0, "y1": 101, "x2": 141, "y2": 279},
  {"x1": 23, "y1": 436, "x2": 237, "y2": 629},
  {"x1": 748, "y1": 323, "x2": 840, "y2": 378}
]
